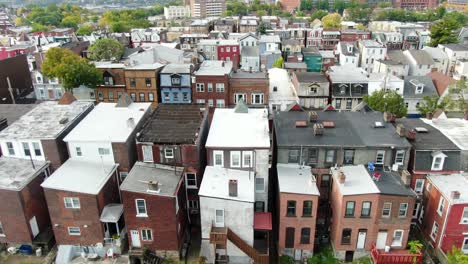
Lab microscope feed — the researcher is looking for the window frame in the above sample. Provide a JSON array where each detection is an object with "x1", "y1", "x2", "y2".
[
  {"x1": 213, "y1": 150, "x2": 224, "y2": 167},
  {"x1": 135, "y1": 199, "x2": 148, "y2": 217},
  {"x1": 287, "y1": 200, "x2": 296, "y2": 217},
  {"x1": 64, "y1": 197, "x2": 81, "y2": 209},
  {"x1": 6, "y1": 142, "x2": 14, "y2": 156},
  {"x1": 196, "y1": 83, "x2": 205, "y2": 92},
  {"x1": 22, "y1": 142, "x2": 31, "y2": 156},
  {"x1": 462, "y1": 237, "x2": 468, "y2": 253},
  {"x1": 341, "y1": 228, "x2": 352, "y2": 245},
  {"x1": 68, "y1": 227, "x2": 81, "y2": 236},
  {"x1": 142, "y1": 145, "x2": 153, "y2": 162},
  {"x1": 0, "y1": 222, "x2": 4, "y2": 237},
  {"x1": 32, "y1": 142, "x2": 41, "y2": 156},
  {"x1": 98, "y1": 147, "x2": 110, "y2": 155},
  {"x1": 437, "y1": 196, "x2": 445, "y2": 216},
  {"x1": 185, "y1": 173, "x2": 197, "y2": 189},
  {"x1": 325, "y1": 149, "x2": 336, "y2": 164},
  {"x1": 255, "y1": 177, "x2": 265, "y2": 193},
  {"x1": 288, "y1": 149, "x2": 300, "y2": 163},
  {"x1": 395, "y1": 150, "x2": 405, "y2": 165},
  {"x1": 251, "y1": 93, "x2": 264, "y2": 105},
  {"x1": 300, "y1": 228, "x2": 311, "y2": 244},
  {"x1": 382, "y1": 202, "x2": 392, "y2": 218},
  {"x1": 242, "y1": 151, "x2": 253, "y2": 168},
  {"x1": 392, "y1": 230, "x2": 404, "y2": 247},
  {"x1": 430, "y1": 221, "x2": 439, "y2": 241},
  {"x1": 141, "y1": 229, "x2": 153, "y2": 241},
  {"x1": 375, "y1": 150, "x2": 385, "y2": 165},
  {"x1": 345, "y1": 201, "x2": 355, "y2": 217},
  {"x1": 164, "y1": 148, "x2": 174, "y2": 159},
  {"x1": 343, "y1": 149, "x2": 355, "y2": 165},
  {"x1": 230, "y1": 151, "x2": 241, "y2": 168},
  {"x1": 398, "y1": 203, "x2": 408, "y2": 218},
  {"x1": 461, "y1": 207, "x2": 468, "y2": 224},
  {"x1": 361, "y1": 201, "x2": 372, "y2": 217},
  {"x1": 302, "y1": 201, "x2": 313, "y2": 217},
  {"x1": 216, "y1": 83, "x2": 225, "y2": 93}
]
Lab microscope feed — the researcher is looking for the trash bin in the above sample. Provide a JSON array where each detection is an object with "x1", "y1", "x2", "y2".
[{"x1": 36, "y1": 248, "x2": 42, "y2": 257}]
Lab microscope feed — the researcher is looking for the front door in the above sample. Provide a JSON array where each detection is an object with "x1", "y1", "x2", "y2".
[
  {"x1": 356, "y1": 230, "x2": 366, "y2": 249},
  {"x1": 29, "y1": 216, "x2": 39, "y2": 238},
  {"x1": 345, "y1": 251, "x2": 354, "y2": 262},
  {"x1": 130, "y1": 230, "x2": 141, "y2": 248},
  {"x1": 294, "y1": 249, "x2": 302, "y2": 261},
  {"x1": 215, "y1": 209, "x2": 224, "y2": 227},
  {"x1": 376, "y1": 231, "x2": 388, "y2": 249}
]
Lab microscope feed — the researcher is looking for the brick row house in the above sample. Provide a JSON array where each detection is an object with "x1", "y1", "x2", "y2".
[
  {"x1": 192, "y1": 60, "x2": 232, "y2": 108},
  {"x1": 229, "y1": 71, "x2": 269, "y2": 107}
]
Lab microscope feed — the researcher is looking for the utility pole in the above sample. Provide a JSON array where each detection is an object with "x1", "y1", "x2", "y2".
[{"x1": 7, "y1": 77, "x2": 15, "y2": 104}]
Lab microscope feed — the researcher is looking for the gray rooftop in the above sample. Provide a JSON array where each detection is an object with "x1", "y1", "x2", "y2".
[
  {"x1": 387, "y1": 50, "x2": 410, "y2": 65},
  {"x1": 406, "y1": 50, "x2": 435, "y2": 65},
  {"x1": 403, "y1": 76, "x2": 438, "y2": 99},
  {"x1": 0, "y1": 101, "x2": 93, "y2": 140},
  {"x1": 161, "y1": 63, "x2": 191, "y2": 74},
  {"x1": 120, "y1": 162, "x2": 184, "y2": 196},
  {"x1": 195, "y1": 60, "x2": 233, "y2": 76},
  {"x1": 0, "y1": 104, "x2": 37, "y2": 129},
  {"x1": 371, "y1": 169, "x2": 416, "y2": 197},
  {"x1": 440, "y1": 43, "x2": 468, "y2": 51},
  {"x1": 0, "y1": 157, "x2": 49, "y2": 191},
  {"x1": 302, "y1": 47, "x2": 321, "y2": 56},
  {"x1": 284, "y1": 62, "x2": 307, "y2": 69},
  {"x1": 294, "y1": 72, "x2": 329, "y2": 83},
  {"x1": 274, "y1": 111, "x2": 411, "y2": 148},
  {"x1": 339, "y1": 42, "x2": 358, "y2": 56}
]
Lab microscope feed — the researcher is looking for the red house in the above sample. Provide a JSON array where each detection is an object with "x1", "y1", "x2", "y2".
[
  {"x1": 217, "y1": 40, "x2": 240, "y2": 70},
  {"x1": 340, "y1": 30, "x2": 371, "y2": 42},
  {"x1": 192, "y1": 60, "x2": 232, "y2": 108},
  {"x1": 423, "y1": 174, "x2": 468, "y2": 256}
]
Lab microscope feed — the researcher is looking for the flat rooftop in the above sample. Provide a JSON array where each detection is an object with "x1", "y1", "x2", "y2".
[
  {"x1": 41, "y1": 159, "x2": 118, "y2": 195},
  {"x1": 427, "y1": 173, "x2": 468, "y2": 204},
  {"x1": 195, "y1": 60, "x2": 233, "y2": 76},
  {"x1": 328, "y1": 65, "x2": 368, "y2": 83},
  {"x1": 0, "y1": 157, "x2": 49, "y2": 191},
  {"x1": 120, "y1": 162, "x2": 184, "y2": 196},
  {"x1": 161, "y1": 63, "x2": 191, "y2": 74},
  {"x1": 277, "y1": 164, "x2": 319, "y2": 195},
  {"x1": 0, "y1": 104, "x2": 37, "y2": 129},
  {"x1": 199, "y1": 166, "x2": 255, "y2": 203},
  {"x1": 0, "y1": 101, "x2": 92, "y2": 140},
  {"x1": 423, "y1": 118, "x2": 468, "y2": 150},
  {"x1": 268, "y1": 68, "x2": 298, "y2": 103}
]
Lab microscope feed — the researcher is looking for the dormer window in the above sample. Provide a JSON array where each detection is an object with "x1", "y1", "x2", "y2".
[
  {"x1": 171, "y1": 74, "x2": 181, "y2": 86},
  {"x1": 339, "y1": 84, "x2": 347, "y2": 95},
  {"x1": 431, "y1": 151, "x2": 447, "y2": 171},
  {"x1": 415, "y1": 84, "x2": 424, "y2": 94}
]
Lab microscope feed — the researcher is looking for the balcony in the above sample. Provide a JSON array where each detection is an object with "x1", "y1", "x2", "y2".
[
  {"x1": 371, "y1": 244, "x2": 423, "y2": 264},
  {"x1": 210, "y1": 226, "x2": 227, "y2": 245}
]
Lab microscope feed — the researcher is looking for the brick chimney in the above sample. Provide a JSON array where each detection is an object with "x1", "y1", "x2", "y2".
[
  {"x1": 338, "y1": 171, "x2": 346, "y2": 184},
  {"x1": 313, "y1": 123, "x2": 324, "y2": 136},
  {"x1": 451, "y1": 191, "x2": 460, "y2": 200},
  {"x1": 426, "y1": 112, "x2": 433, "y2": 120},
  {"x1": 400, "y1": 170, "x2": 411, "y2": 187},
  {"x1": 229, "y1": 179, "x2": 238, "y2": 197},
  {"x1": 57, "y1": 92, "x2": 77, "y2": 105},
  {"x1": 406, "y1": 129, "x2": 416, "y2": 141},
  {"x1": 383, "y1": 112, "x2": 395, "y2": 123},
  {"x1": 396, "y1": 124, "x2": 406, "y2": 137},
  {"x1": 309, "y1": 111, "x2": 318, "y2": 122}
]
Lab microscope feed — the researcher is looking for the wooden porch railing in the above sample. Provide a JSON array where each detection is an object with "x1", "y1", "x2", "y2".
[
  {"x1": 227, "y1": 228, "x2": 269, "y2": 264},
  {"x1": 210, "y1": 226, "x2": 227, "y2": 245},
  {"x1": 370, "y1": 243, "x2": 423, "y2": 264}
]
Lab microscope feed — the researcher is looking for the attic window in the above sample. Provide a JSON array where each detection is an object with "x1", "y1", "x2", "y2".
[
  {"x1": 374, "y1": 121, "x2": 385, "y2": 128},
  {"x1": 414, "y1": 127, "x2": 428, "y2": 133},
  {"x1": 322, "y1": 121, "x2": 335, "y2": 128},
  {"x1": 273, "y1": 86, "x2": 278, "y2": 92},
  {"x1": 295, "y1": 121, "x2": 307, "y2": 127}
]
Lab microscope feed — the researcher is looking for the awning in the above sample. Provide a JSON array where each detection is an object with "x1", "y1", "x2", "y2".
[
  {"x1": 100, "y1": 204, "x2": 124, "y2": 223},
  {"x1": 254, "y1": 212, "x2": 272, "y2": 231}
]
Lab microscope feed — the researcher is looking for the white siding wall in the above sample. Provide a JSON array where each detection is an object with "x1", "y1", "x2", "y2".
[
  {"x1": 0, "y1": 139, "x2": 46, "y2": 161},
  {"x1": 66, "y1": 141, "x2": 115, "y2": 163}
]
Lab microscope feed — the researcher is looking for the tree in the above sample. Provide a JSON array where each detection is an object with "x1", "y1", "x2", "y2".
[
  {"x1": 257, "y1": 21, "x2": 271, "y2": 35},
  {"x1": 429, "y1": 16, "x2": 461, "y2": 47},
  {"x1": 417, "y1": 95, "x2": 447, "y2": 116},
  {"x1": 317, "y1": 0, "x2": 329, "y2": 10},
  {"x1": 42, "y1": 47, "x2": 101, "y2": 91},
  {"x1": 447, "y1": 246, "x2": 468, "y2": 264},
  {"x1": 300, "y1": 0, "x2": 313, "y2": 11},
  {"x1": 257, "y1": 10, "x2": 267, "y2": 17},
  {"x1": 61, "y1": 15, "x2": 80, "y2": 29},
  {"x1": 321, "y1": 13, "x2": 342, "y2": 29},
  {"x1": 310, "y1": 10, "x2": 328, "y2": 21},
  {"x1": 76, "y1": 24, "x2": 93, "y2": 36},
  {"x1": 88, "y1": 38, "x2": 124, "y2": 61},
  {"x1": 333, "y1": 0, "x2": 347, "y2": 14},
  {"x1": 377, "y1": 2, "x2": 392, "y2": 7},
  {"x1": 273, "y1": 57, "x2": 284, "y2": 68},
  {"x1": 447, "y1": 79, "x2": 468, "y2": 113},
  {"x1": 363, "y1": 90, "x2": 408, "y2": 117}
]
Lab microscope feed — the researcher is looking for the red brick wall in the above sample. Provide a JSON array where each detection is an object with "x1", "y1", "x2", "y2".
[
  {"x1": 340, "y1": 32, "x2": 371, "y2": 42},
  {"x1": 42, "y1": 139, "x2": 68, "y2": 172},
  {"x1": 441, "y1": 203, "x2": 468, "y2": 253},
  {"x1": 192, "y1": 75, "x2": 230, "y2": 104},
  {"x1": 228, "y1": 77, "x2": 269, "y2": 106},
  {"x1": 217, "y1": 45, "x2": 240, "y2": 70}
]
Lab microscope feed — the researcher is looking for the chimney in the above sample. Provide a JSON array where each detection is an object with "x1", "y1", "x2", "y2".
[
  {"x1": 338, "y1": 171, "x2": 346, "y2": 184},
  {"x1": 406, "y1": 129, "x2": 416, "y2": 141},
  {"x1": 229, "y1": 179, "x2": 238, "y2": 197},
  {"x1": 57, "y1": 92, "x2": 77, "y2": 105},
  {"x1": 400, "y1": 170, "x2": 411, "y2": 187},
  {"x1": 396, "y1": 124, "x2": 406, "y2": 137},
  {"x1": 222, "y1": 61, "x2": 225, "y2": 67},
  {"x1": 383, "y1": 112, "x2": 395, "y2": 123},
  {"x1": 451, "y1": 191, "x2": 461, "y2": 200},
  {"x1": 309, "y1": 111, "x2": 318, "y2": 122},
  {"x1": 313, "y1": 123, "x2": 324, "y2": 136},
  {"x1": 147, "y1": 181, "x2": 160, "y2": 193},
  {"x1": 127, "y1": 117, "x2": 136, "y2": 129},
  {"x1": 426, "y1": 112, "x2": 433, "y2": 120}
]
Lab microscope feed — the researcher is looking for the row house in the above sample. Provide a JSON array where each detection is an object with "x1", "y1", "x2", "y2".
[
  {"x1": 41, "y1": 97, "x2": 151, "y2": 259},
  {"x1": 421, "y1": 47, "x2": 449, "y2": 75},
  {"x1": 199, "y1": 104, "x2": 271, "y2": 263},
  {"x1": 284, "y1": 62, "x2": 307, "y2": 77},
  {"x1": 288, "y1": 28, "x2": 307, "y2": 46},
  {"x1": 135, "y1": 104, "x2": 209, "y2": 226},
  {"x1": 179, "y1": 34, "x2": 209, "y2": 50},
  {"x1": 358, "y1": 40, "x2": 387, "y2": 74},
  {"x1": 291, "y1": 72, "x2": 329, "y2": 110},
  {"x1": 307, "y1": 27, "x2": 323, "y2": 48},
  {"x1": 322, "y1": 30, "x2": 341, "y2": 50},
  {"x1": 372, "y1": 32, "x2": 403, "y2": 50},
  {"x1": 241, "y1": 46, "x2": 260, "y2": 72},
  {"x1": 327, "y1": 65, "x2": 369, "y2": 111},
  {"x1": 319, "y1": 50, "x2": 336, "y2": 72},
  {"x1": 214, "y1": 19, "x2": 235, "y2": 33},
  {"x1": 197, "y1": 39, "x2": 239, "y2": 63},
  {"x1": 329, "y1": 165, "x2": 417, "y2": 262},
  {"x1": 217, "y1": 40, "x2": 240, "y2": 70},
  {"x1": 122, "y1": 163, "x2": 187, "y2": 262},
  {"x1": 340, "y1": 30, "x2": 371, "y2": 42},
  {"x1": 438, "y1": 44, "x2": 468, "y2": 77},
  {"x1": 336, "y1": 41, "x2": 359, "y2": 67},
  {"x1": 282, "y1": 39, "x2": 303, "y2": 62},
  {"x1": 394, "y1": 118, "x2": 461, "y2": 224},
  {"x1": 130, "y1": 28, "x2": 166, "y2": 48},
  {"x1": 190, "y1": 20, "x2": 211, "y2": 34},
  {"x1": 239, "y1": 33, "x2": 258, "y2": 52},
  {"x1": 192, "y1": 60, "x2": 232, "y2": 108},
  {"x1": 277, "y1": 164, "x2": 320, "y2": 261},
  {"x1": 403, "y1": 50, "x2": 435, "y2": 76},
  {"x1": 374, "y1": 50, "x2": 410, "y2": 78},
  {"x1": 259, "y1": 35, "x2": 281, "y2": 55},
  {"x1": 0, "y1": 95, "x2": 93, "y2": 171},
  {"x1": 402, "y1": 76, "x2": 439, "y2": 116},
  {"x1": 239, "y1": 19, "x2": 258, "y2": 33},
  {"x1": 268, "y1": 68, "x2": 299, "y2": 113},
  {"x1": 160, "y1": 64, "x2": 193, "y2": 104},
  {"x1": 229, "y1": 71, "x2": 269, "y2": 107},
  {"x1": 273, "y1": 110, "x2": 412, "y2": 245}
]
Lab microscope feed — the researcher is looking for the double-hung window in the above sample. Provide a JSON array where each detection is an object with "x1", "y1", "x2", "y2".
[
  {"x1": 361, "y1": 201, "x2": 371, "y2": 217},
  {"x1": 142, "y1": 145, "x2": 153, "y2": 162},
  {"x1": 399, "y1": 203, "x2": 408, "y2": 217},
  {"x1": 325, "y1": 150, "x2": 335, "y2": 164},
  {"x1": 0, "y1": 222, "x2": 5, "y2": 236},
  {"x1": 287, "y1": 201, "x2": 296, "y2": 216},
  {"x1": 64, "y1": 197, "x2": 80, "y2": 209},
  {"x1": 6, "y1": 142, "x2": 14, "y2": 155},
  {"x1": 430, "y1": 221, "x2": 439, "y2": 241},
  {"x1": 76, "y1": 147, "x2": 83, "y2": 156},
  {"x1": 343, "y1": 149, "x2": 354, "y2": 164},
  {"x1": 392, "y1": 230, "x2": 404, "y2": 246},
  {"x1": 136, "y1": 199, "x2": 147, "y2": 217},
  {"x1": 196, "y1": 83, "x2": 204, "y2": 92},
  {"x1": 288, "y1": 150, "x2": 299, "y2": 163},
  {"x1": 437, "y1": 197, "x2": 445, "y2": 216},
  {"x1": 255, "y1": 178, "x2": 264, "y2": 193},
  {"x1": 141, "y1": 229, "x2": 153, "y2": 241},
  {"x1": 216, "y1": 83, "x2": 225, "y2": 92},
  {"x1": 230, "y1": 151, "x2": 241, "y2": 167},
  {"x1": 242, "y1": 151, "x2": 253, "y2": 168},
  {"x1": 395, "y1": 150, "x2": 405, "y2": 165},
  {"x1": 213, "y1": 150, "x2": 224, "y2": 167},
  {"x1": 68, "y1": 227, "x2": 81, "y2": 236},
  {"x1": 382, "y1": 202, "x2": 392, "y2": 218},
  {"x1": 98, "y1": 148, "x2": 110, "y2": 155},
  {"x1": 414, "y1": 179, "x2": 425, "y2": 194},
  {"x1": 375, "y1": 150, "x2": 385, "y2": 165},
  {"x1": 251, "y1": 93, "x2": 264, "y2": 104},
  {"x1": 461, "y1": 207, "x2": 468, "y2": 224},
  {"x1": 22, "y1": 142, "x2": 31, "y2": 156},
  {"x1": 164, "y1": 148, "x2": 174, "y2": 159},
  {"x1": 186, "y1": 173, "x2": 197, "y2": 188},
  {"x1": 345, "y1": 201, "x2": 355, "y2": 217},
  {"x1": 32, "y1": 142, "x2": 41, "y2": 156},
  {"x1": 303, "y1": 201, "x2": 313, "y2": 217}
]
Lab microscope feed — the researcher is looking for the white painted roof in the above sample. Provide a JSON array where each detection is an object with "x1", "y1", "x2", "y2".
[
  {"x1": 268, "y1": 68, "x2": 298, "y2": 105},
  {"x1": 427, "y1": 173, "x2": 468, "y2": 204},
  {"x1": 328, "y1": 65, "x2": 369, "y2": 83},
  {"x1": 206, "y1": 108, "x2": 270, "y2": 148},
  {"x1": 195, "y1": 60, "x2": 233, "y2": 76},
  {"x1": 41, "y1": 159, "x2": 118, "y2": 195},
  {"x1": 64, "y1": 102, "x2": 151, "y2": 143},
  {"x1": 0, "y1": 101, "x2": 92, "y2": 140},
  {"x1": 277, "y1": 164, "x2": 319, "y2": 195},
  {"x1": 198, "y1": 166, "x2": 254, "y2": 203},
  {"x1": 422, "y1": 118, "x2": 468, "y2": 150},
  {"x1": 331, "y1": 165, "x2": 380, "y2": 195}
]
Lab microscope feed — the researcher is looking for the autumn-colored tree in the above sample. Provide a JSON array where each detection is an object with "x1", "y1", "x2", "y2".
[{"x1": 321, "y1": 13, "x2": 342, "y2": 29}]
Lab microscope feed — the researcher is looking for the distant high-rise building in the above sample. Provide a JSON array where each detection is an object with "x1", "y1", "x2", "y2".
[
  {"x1": 190, "y1": 0, "x2": 226, "y2": 17},
  {"x1": 393, "y1": 0, "x2": 438, "y2": 9}
]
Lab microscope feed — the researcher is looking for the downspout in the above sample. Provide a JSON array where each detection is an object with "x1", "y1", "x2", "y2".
[{"x1": 437, "y1": 200, "x2": 452, "y2": 250}]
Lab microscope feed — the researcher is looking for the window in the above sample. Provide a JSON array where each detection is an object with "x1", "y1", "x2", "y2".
[
  {"x1": 426, "y1": 182, "x2": 432, "y2": 192},
  {"x1": 431, "y1": 154, "x2": 446, "y2": 171},
  {"x1": 343, "y1": 149, "x2": 354, "y2": 164},
  {"x1": 215, "y1": 209, "x2": 224, "y2": 226},
  {"x1": 335, "y1": 99, "x2": 342, "y2": 109},
  {"x1": 303, "y1": 201, "x2": 313, "y2": 217},
  {"x1": 213, "y1": 150, "x2": 224, "y2": 166},
  {"x1": 308, "y1": 149, "x2": 318, "y2": 164},
  {"x1": 164, "y1": 92, "x2": 170, "y2": 101},
  {"x1": 145, "y1": 78, "x2": 151, "y2": 87},
  {"x1": 186, "y1": 173, "x2": 197, "y2": 188},
  {"x1": 141, "y1": 229, "x2": 153, "y2": 241},
  {"x1": 75, "y1": 147, "x2": 82, "y2": 156},
  {"x1": 216, "y1": 83, "x2": 225, "y2": 92},
  {"x1": 287, "y1": 201, "x2": 296, "y2": 216},
  {"x1": 98, "y1": 148, "x2": 110, "y2": 155},
  {"x1": 399, "y1": 203, "x2": 408, "y2": 217},
  {"x1": 255, "y1": 201, "x2": 265, "y2": 212},
  {"x1": 216, "y1": 99, "x2": 225, "y2": 108},
  {"x1": 207, "y1": 83, "x2": 213, "y2": 92},
  {"x1": 230, "y1": 151, "x2": 241, "y2": 167},
  {"x1": 325, "y1": 150, "x2": 335, "y2": 164},
  {"x1": 118, "y1": 92, "x2": 123, "y2": 98},
  {"x1": 149, "y1": 93, "x2": 154, "y2": 101},
  {"x1": 171, "y1": 77, "x2": 181, "y2": 85},
  {"x1": 461, "y1": 208, "x2": 468, "y2": 224},
  {"x1": 321, "y1": 174, "x2": 330, "y2": 187},
  {"x1": 0, "y1": 222, "x2": 4, "y2": 236},
  {"x1": 164, "y1": 148, "x2": 174, "y2": 159},
  {"x1": 392, "y1": 230, "x2": 403, "y2": 246},
  {"x1": 206, "y1": 99, "x2": 213, "y2": 107},
  {"x1": 139, "y1": 93, "x2": 145, "y2": 102},
  {"x1": 437, "y1": 196, "x2": 445, "y2": 216},
  {"x1": 6, "y1": 142, "x2": 14, "y2": 155},
  {"x1": 173, "y1": 92, "x2": 179, "y2": 101},
  {"x1": 119, "y1": 172, "x2": 128, "y2": 182},
  {"x1": 345, "y1": 201, "x2": 355, "y2": 217},
  {"x1": 414, "y1": 179, "x2": 425, "y2": 194},
  {"x1": 341, "y1": 229, "x2": 352, "y2": 245},
  {"x1": 255, "y1": 178, "x2": 265, "y2": 193},
  {"x1": 130, "y1": 93, "x2": 136, "y2": 101},
  {"x1": 375, "y1": 150, "x2": 385, "y2": 165},
  {"x1": 182, "y1": 92, "x2": 189, "y2": 102},
  {"x1": 234, "y1": 93, "x2": 246, "y2": 103},
  {"x1": 361, "y1": 202, "x2": 371, "y2": 217},
  {"x1": 288, "y1": 150, "x2": 299, "y2": 163},
  {"x1": 22, "y1": 142, "x2": 30, "y2": 156},
  {"x1": 309, "y1": 85, "x2": 318, "y2": 94},
  {"x1": 382, "y1": 202, "x2": 392, "y2": 218},
  {"x1": 196, "y1": 83, "x2": 204, "y2": 92},
  {"x1": 301, "y1": 228, "x2": 311, "y2": 244},
  {"x1": 251, "y1": 93, "x2": 264, "y2": 104},
  {"x1": 108, "y1": 91, "x2": 114, "y2": 101},
  {"x1": 226, "y1": 47, "x2": 230, "y2": 52},
  {"x1": 395, "y1": 150, "x2": 405, "y2": 165},
  {"x1": 68, "y1": 227, "x2": 81, "y2": 236},
  {"x1": 136, "y1": 199, "x2": 147, "y2": 216},
  {"x1": 242, "y1": 151, "x2": 253, "y2": 168},
  {"x1": 188, "y1": 200, "x2": 199, "y2": 209},
  {"x1": 430, "y1": 221, "x2": 439, "y2": 241},
  {"x1": 142, "y1": 145, "x2": 153, "y2": 162},
  {"x1": 233, "y1": 47, "x2": 237, "y2": 52},
  {"x1": 463, "y1": 238, "x2": 468, "y2": 253},
  {"x1": 130, "y1": 78, "x2": 136, "y2": 87},
  {"x1": 64, "y1": 197, "x2": 80, "y2": 209}
]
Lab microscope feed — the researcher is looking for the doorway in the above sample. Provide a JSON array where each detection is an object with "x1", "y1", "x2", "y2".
[
  {"x1": 345, "y1": 251, "x2": 354, "y2": 262},
  {"x1": 356, "y1": 230, "x2": 366, "y2": 249}
]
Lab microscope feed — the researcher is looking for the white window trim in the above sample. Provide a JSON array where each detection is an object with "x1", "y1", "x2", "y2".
[
  {"x1": 141, "y1": 229, "x2": 153, "y2": 241},
  {"x1": 437, "y1": 196, "x2": 445, "y2": 216},
  {"x1": 255, "y1": 177, "x2": 265, "y2": 193},
  {"x1": 251, "y1": 93, "x2": 264, "y2": 105},
  {"x1": 135, "y1": 199, "x2": 148, "y2": 217},
  {"x1": 462, "y1": 237, "x2": 468, "y2": 254},
  {"x1": 391, "y1": 230, "x2": 404, "y2": 247},
  {"x1": 215, "y1": 209, "x2": 224, "y2": 227},
  {"x1": 395, "y1": 150, "x2": 405, "y2": 165},
  {"x1": 64, "y1": 197, "x2": 80, "y2": 209},
  {"x1": 461, "y1": 207, "x2": 468, "y2": 224},
  {"x1": 430, "y1": 221, "x2": 439, "y2": 241},
  {"x1": 98, "y1": 147, "x2": 110, "y2": 155},
  {"x1": 75, "y1": 147, "x2": 82, "y2": 157},
  {"x1": 431, "y1": 154, "x2": 446, "y2": 171},
  {"x1": 415, "y1": 179, "x2": 425, "y2": 194},
  {"x1": 142, "y1": 145, "x2": 154, "y2": 162},
  {"x1": 230, "y1": 151, "x2": 241, "y2": 168},
  {"x1": 0, "y1": 222, "x2": 5, "y2": 237},
  {"x1": 398, "y1": 203, "x2": 408, "y2": 218},
  {"x1": 375, "y1": 150, "x2": 385, "y2": 165},
  {"x1": 32, "y1": 142, "x2": 42, "y2": 156},
  {"x1": 382, "y1": 202, "x2": 392, "y2": 218},
  {"x1": 164, "y1": 148, "x2": 174, "y2": 159},
  {"x1": 68, "y1": 227, "x2": 81, "y2": 236},
  {"x1": 185, "y1": 173, "x2": 197, "y2": 189},
  {"x1": 213, "y1": 150, "x2": 224, "y2": 167},
  {"x1": 242, "y1": 151, "x2": 253, "y2": 168}
]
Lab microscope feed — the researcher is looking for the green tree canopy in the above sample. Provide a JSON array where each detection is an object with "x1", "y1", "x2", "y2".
[
  {"x1": 317, "y1": 0, "x2": 329, "y2": 10},
  {"x1": 42, "y1": 47, "x2": 101, "y2": 91},
  {"x1": 448, "y1": 246, "x2": 468, "y2": 264},
  {"x1": 76, "y1": 24, "x2": 94, "y2": 36},
  {"x1": 429, "y1": 16, "x2": 461, "y2": 47},
  {"x1": 363, "y1": 90, "x2": 408, "y2": 117},
  {"x1": 447, "y1": 79, "x2": 468, "y2": 113},
  {"x1": 310, "y1": 10, "x2": 328, "y2": 21},
  {"x1": 416, "y1": 95, "x2": 446, "y2": 116},
  {"x1": 273, "y1": 57, "x2": 284, "y2": 68},
  {"x1": 321, "y1": 13, "x2": 342, "y2": 29},
  {"x1": 88, "y1": 38, "x2": 124, "y2": 61}
]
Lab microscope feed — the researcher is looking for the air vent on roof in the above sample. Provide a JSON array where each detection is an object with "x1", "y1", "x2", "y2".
[
  {"x1": 59, "y1": 118, "x2": 69, "y2": 125},
  {"x1": 414, "y1": 127, "x2": 428, "y2": 133},
  {"x1": 451, "y1": 191, "x2": 460, "y2": 200},
  {"x1": 322, "y1": 121, "x2": 335, "y2": 128},
  {"x1": 374, "y1": 121, "x2": 385, "y2": 128},
  {"x1": 295, "y1": 121, "x2": 307, "y2": 128},
  {"x1": 147, "y1": 181, "x2": 160, "y2": 193},
  {"x1": 313, "y1": 123, "x2": 323, "y2": 136},
  {"x1": 309, "y1": 111, "x2": 318, "y2": 122}
]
